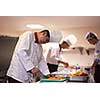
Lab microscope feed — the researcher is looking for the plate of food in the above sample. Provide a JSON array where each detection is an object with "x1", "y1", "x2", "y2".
[
  {"x1": 40, "y1": 76, "x2": 66, "y2": 82},
  {"x1": 67, "y1": 71, "x2": 89, "y2": 82}
]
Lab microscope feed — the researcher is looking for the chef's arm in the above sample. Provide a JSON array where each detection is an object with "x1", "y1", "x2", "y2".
[
  {"x1": 17, "y1": 49, "x2": 35, "y2": 71},
  {"x1": 58, "y1": 60, "x2": 69, "y2": 68},
  {"x1": 91, "y1": 59, "x2": 99, "y2": 69},
  {"x1": 39, "y1": 54, "x2": 50, "y2": 76},
  {"x1": 92, "y1": 47, "x2": 100, "y2": 69},
  {"x1": 17, "y1": 32, "x2": 35, "y2": 71}
]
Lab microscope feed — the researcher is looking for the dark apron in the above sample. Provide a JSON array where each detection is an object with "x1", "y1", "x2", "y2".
[
  {"x1": 94, "y1": 64, "x2": 100, "y2": 83},
  {"x1": 47, "y1": 63, "x2": 58, "y2": 73}
]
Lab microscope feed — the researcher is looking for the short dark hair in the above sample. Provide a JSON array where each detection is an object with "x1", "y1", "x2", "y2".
[
  {"x1": 86, "y1": 32, "x2": 98, "y2": 40},
  {"x1": 40, "y1": 30, "x2": 50, "y2": 38}
]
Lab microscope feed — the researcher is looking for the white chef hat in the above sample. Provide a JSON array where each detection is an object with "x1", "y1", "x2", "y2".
[
  {"x1": 63, "y1": 34, "x2": 77, "y2": 46},
  {"x1": 50, "y1": 30, "x2": 63, "y2": 43},
  {"x1": 85, "y1": 32, "x2": 97, "y2": 40}
]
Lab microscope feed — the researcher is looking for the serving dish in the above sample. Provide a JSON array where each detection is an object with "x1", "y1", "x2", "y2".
[{"x1": 68, "y1": 76, "x2": 89, "y2": 82}]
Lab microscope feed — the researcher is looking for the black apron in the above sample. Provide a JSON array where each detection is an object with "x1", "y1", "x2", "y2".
[
  {"x1": 94, "y1": 64, "x2": 100, "y2": 83},
  {"x1": 47, "y1": 63, "x2": 58, "y2": 73}
]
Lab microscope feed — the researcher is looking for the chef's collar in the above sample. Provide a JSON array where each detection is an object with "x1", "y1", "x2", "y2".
[{"x1": 34, "y1": 32, "x2": 38, "y2": 43}]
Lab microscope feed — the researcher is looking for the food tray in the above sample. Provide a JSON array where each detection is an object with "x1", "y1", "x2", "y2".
[
  {"x1": 68, "y1": 76, "x2": 89, "y2": 82},
  {"x1": 40, "y1": 78, "x2": 66, "y2": 82},
  {"x1": 54, "y1": 74, "x2": 67, "y2": 78}
]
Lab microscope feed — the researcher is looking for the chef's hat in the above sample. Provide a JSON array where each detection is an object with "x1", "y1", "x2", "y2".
[
  {"x1": 50, "y1": 30, "x2": 63, "y2": 43},
  {"x1": 63, "y1": 34, "x2": 77, "y2": 46},
  {"x1": 85, "y1": 32, "x2": 97, "y2": 40}
]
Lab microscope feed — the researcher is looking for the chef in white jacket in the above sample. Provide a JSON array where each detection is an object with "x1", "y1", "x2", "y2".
[
  {"x1": 85, "y1": 32, "x2": 100, "y2": 83},
  {"x1": 44, "y1": 34, "x2": 77, "y2": 73},
  {"x1": 7, "y1": 30, "x2": 50, "y2": 83}
]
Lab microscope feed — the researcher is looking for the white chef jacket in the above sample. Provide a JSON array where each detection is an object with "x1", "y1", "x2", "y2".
[
  {"x1": 44, "y1": 43, "x2": 62, "y2": 65},
  {"x1": 94, "y1": 40, "x2": 100, "y2": 65},
  {"x1": 7, "y1": 31, "x2": 50, "y2": 83}
]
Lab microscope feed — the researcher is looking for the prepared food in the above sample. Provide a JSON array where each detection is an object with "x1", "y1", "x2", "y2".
[
  {"x1": 48, "y1": 76, "x2": 64, "y2": 80},
  {"x1": 68, "y1": 71, "x2": 88, "y2": 76}
]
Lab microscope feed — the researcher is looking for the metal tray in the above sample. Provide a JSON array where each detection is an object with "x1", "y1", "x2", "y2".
[{"x1": 68, "y1": 76, "x2": 89, "y2": 82}]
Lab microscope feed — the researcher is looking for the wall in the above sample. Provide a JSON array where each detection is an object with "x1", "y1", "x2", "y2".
[{"x1": 61, "y1": 49, "x2": 94, "y2": 66}]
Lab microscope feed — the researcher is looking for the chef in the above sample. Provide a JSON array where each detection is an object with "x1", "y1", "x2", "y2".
[
  {"x1": 44, "y1": 34, "x2": 77, "y2": 73},
  {"x1": 7, "y1": 30, "x2": 51, "y2": 83},
  {"x1": 85, "y1": 32, "x2": 100, "y2": 83}
]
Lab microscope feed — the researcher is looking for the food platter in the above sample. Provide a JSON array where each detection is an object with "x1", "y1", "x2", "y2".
[
  {"x1": 40, "y1": 78, "x2": 66, "y2": 82},
  {"x1": 67, "y1": 71, "x2": 89, "y2": 82},
  {"x1": 40, "y1": 75, "x2": 66, "y2": 82}
]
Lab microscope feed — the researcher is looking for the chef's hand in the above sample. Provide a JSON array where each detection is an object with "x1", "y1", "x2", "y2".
[
  {"x1": 63, "y1": 62, "x2": 69, "y2": 68},
  {"x1": 58, "y1": 60, "x2": 69, "y2": 68},
  {"x1": 68, "y1": 66, "x2": 75, "y2": 69},
  {"x1": 47, "y1": 74, "x2": 55, "y2": 78},
  {"x1": 31, "y1": 67, "x2": 39, "y2": 77}
]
